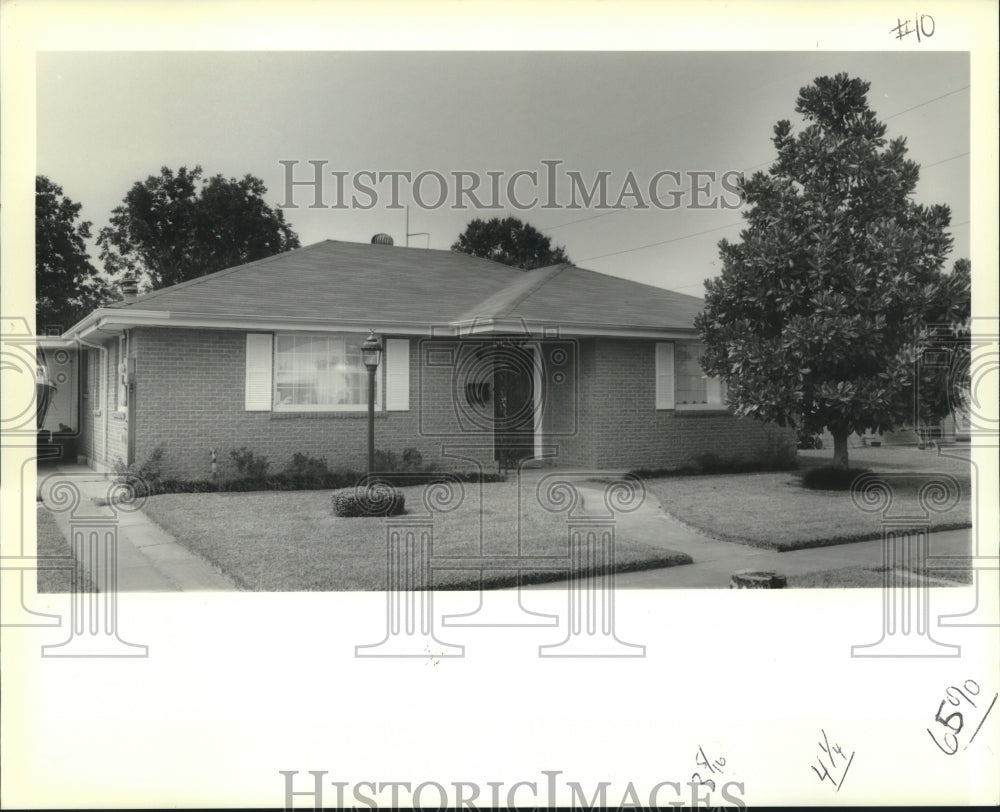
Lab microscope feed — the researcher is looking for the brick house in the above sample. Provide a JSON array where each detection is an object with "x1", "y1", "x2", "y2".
[{"x1": 61, "y1": 238, "x2": 793, "y2": 480}]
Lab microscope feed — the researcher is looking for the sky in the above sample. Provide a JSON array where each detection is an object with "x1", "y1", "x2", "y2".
[{"x1": 37, "y1": 50, "x2": 969, "y2": 297}]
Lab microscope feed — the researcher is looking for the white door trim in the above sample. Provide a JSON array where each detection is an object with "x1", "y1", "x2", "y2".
[{"x1": 532, "y1": 343, "x2": 543, "y2": 460}]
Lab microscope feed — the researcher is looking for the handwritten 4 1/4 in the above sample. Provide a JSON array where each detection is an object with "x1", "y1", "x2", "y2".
[
  {"x1": 927, "y1": 679, "x2": 998, "y2": 756},
  {"x1": 810, "y1": 729, "x2": 855, "y2": 792}
]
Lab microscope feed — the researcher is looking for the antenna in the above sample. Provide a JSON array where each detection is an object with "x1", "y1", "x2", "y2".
[{"x1": 405, "y1": 205, "x2": 430, "y2": 248}]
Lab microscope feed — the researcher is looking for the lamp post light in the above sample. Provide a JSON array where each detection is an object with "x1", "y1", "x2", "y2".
[{"x1": 361, "y1": 329, "x2": 383, "y2": 475}]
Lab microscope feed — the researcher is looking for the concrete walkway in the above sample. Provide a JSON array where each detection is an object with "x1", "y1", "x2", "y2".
[
  {"x1": 523, "y1": 479, "x2": 973, "y2": 590},
  {"x1": 37, "y1": 463, "x2": 237, "y2": 592}
]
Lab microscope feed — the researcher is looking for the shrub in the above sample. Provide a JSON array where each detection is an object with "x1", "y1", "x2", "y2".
[
  {"x1": 284, "y1": 452, "x2": 332, "y2": 478},
  {"x1": 797, "y1": 429, "x2": 824, "y2": 450},
  {"x1": 157, "y1": 478, "x2": 219, "y2": 494},
  {"x1": 98, "y1": 467, "x2": 502, "y2": 499},
  {"x1": 637, "y1": 441, "x2": 797, "y2": 478},
  {"x1": 113, "y1": 444, "x2": 166, "y2": 497},
  {"x1": 373, "y1": 447, "x2": 436, "y2": 474},
  {"x1": 694, "y1": 452, "x2": 724, "y2": 473},
  {"x1": 331, "y1": 485, "x2": 406, "y2": 518},
  {"x1": 372, "y1": 449, "x2": 400, "y2": 472},
  {"x1": 401, "y1": 447, "x2": 425, "y2": 471},
  {"x1": 801, "y1": 466, "x2": 872, "y2": 491},
  {"x1": 230, "y1": 447, "x2": 271, "y2": 479}
]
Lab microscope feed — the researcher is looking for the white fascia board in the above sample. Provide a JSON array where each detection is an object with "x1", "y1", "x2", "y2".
[
  {"x1": 451, "y1": 317, "x2": 699, "y2": 340},
  {"x1": 72, "y1": 309, "x2": 457, "y2": 338},
  {"x1": 69, "y1": 309, "x2": 697, "y2": 341}
]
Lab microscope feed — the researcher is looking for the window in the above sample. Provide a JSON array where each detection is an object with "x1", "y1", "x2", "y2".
[
  {"x1": 656, "y1": 341, "x2": 726, "y2": 410},
  {"x1": 273, "y1": 333, "x2": 380, "y2": 411}
]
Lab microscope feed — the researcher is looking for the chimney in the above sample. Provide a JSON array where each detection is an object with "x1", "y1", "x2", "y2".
[{"x1": 121, "y1": 274, "x2": 138, "y2": 303}]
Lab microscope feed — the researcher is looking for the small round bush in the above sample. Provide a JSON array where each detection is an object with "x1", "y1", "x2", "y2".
[
  {"x1": 331, "y1": 485, "x2": 405, "y2": 518},
  {"x1": 802, "y1": 466, "x2": 871, "y2": 491}
]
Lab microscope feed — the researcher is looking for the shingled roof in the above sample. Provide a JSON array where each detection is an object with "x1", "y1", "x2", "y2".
[{"x1": 73, "y1": 239, "x2": 704, "y2": 337}]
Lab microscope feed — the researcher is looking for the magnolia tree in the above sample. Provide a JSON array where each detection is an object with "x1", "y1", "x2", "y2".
[{"x1": 696, "y1": 74, "x2": 970, "y2": 469}]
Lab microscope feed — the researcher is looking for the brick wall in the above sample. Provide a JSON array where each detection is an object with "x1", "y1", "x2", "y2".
[
  {"x1": 117, "y1": 328, "x2": 794, "y2": 480},
  {"x1": 570, "y1": 338, "x2": 796, "y2": 471},
  {"x1": 541, "y1": 338, "x2": 596, "y2": 468},
  {"x1": 131, "y1": 328, "x2": 496, "y2": 480}
]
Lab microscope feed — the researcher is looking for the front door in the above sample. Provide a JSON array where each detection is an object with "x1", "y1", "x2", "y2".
[{"x1": 493, "y1": 344, "x2": 535, "y2": 472}]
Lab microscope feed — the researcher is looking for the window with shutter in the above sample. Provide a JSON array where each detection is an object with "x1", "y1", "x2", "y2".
[
  {"x1": 245, "y1": 333, "x2": 273, "y2": 411},
  {"x1": 271, "y1": 333, "x2": 384, "y2": 411},
  {"x1": 655, "y1": 342, "x2": 675, "y2": 410}
]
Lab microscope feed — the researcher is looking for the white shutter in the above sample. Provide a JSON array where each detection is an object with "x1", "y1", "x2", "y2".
[
  {"x1": 385, "y1": 338, "x2": 410, "y2": 411},
  {"x1": 705, "y1": 375, "x2": 723, "y2": 405},
  {"x1": 245, "y1": 333, "x2": 273, "y2": 411},
  {"x1": 655, "y1": 342, "x2": 675, "y2": 410}
]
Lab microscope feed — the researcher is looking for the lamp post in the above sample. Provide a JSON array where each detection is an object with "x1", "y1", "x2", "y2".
[{"x1": 361, "y1": 330, "x2": 383, "y2": 474}]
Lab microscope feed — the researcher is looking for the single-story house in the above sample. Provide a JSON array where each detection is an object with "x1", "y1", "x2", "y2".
[{"x1": 59, "y1": 238, "x2": 794, "y2": 480}]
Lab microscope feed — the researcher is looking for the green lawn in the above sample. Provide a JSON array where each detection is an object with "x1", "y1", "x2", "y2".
[
  {"x1": 36, "y1": 505, "x2": 96, "y2": 594},
  {"x1": 641, "y1": 446, "x2": 972, "y2": 551},
  {"x1": 142, "y1": 479, "x2": 692, "y2": 591}
]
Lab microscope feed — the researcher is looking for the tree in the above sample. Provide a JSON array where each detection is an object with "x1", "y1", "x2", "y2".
[
  {"x1": 97, "y1": 166, "x2": 300, "y2": 291},
  {"x1": 695, "y1": 73, "x2": 968, "y2": 468},
  {"x1": 451, "y1": 216, "x2": 569, "y2": 270},
  {"x1": 35, "y1": 175, "x2": 114, "y2": 333}
]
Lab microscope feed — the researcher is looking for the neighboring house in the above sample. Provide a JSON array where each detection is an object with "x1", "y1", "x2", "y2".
[{"x1": 60, "y1": 238, "x2": 793, "y2": 479}]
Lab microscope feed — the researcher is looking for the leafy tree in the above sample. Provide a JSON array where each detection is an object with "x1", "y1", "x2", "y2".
[
  {"x1": 35, "y1": 175, "x2": 114, "y2": 333},
  {"x1": 451, "y1": 216, "x2": 569, "y2": 270},
  {"x1": 97, "y1": 166, "x2": 300, "y2": 290},
  {"x1": 912, "y1": 258, "x2": 971, "y2": 440},
  {"x1": 695, "y1": 73, "x2": 968, "y2": 468}
]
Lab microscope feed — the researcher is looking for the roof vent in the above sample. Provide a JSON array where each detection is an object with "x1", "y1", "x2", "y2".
[{"x1": 371, "y1": 233, "x2": 394, "y2": 245}]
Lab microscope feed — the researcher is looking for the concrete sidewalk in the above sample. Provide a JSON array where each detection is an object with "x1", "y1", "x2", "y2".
[
  {"x1": 37, "y1": 464, "x2": 237, "y2": 592},
  {"x1": 523, "y1": 479, "x2": 973, "y2": 590}
]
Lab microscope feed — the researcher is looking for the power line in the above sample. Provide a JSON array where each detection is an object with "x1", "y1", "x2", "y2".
[
  {"x1": 581, "y1": 214, "x2": 971, "y2": 267},
  {"x1": 537, "y1": 84, "x2": 969, "y2": 239},
  {"x1": 577, "y1": 221, "x2": 743, "y2": 263},
  {"x1": 923, "y1": 152, "x2": 969, "y2": 170},
  {"x1": 885, "y1": 84, "x2": 970, "y2": 120}
]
